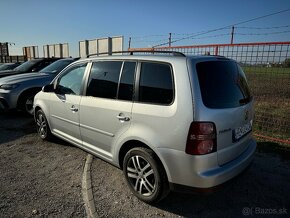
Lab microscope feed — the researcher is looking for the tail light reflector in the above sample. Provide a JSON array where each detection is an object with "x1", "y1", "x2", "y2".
[{"x1": 186, "y1": 122, "x2": 217, "y2": 155}]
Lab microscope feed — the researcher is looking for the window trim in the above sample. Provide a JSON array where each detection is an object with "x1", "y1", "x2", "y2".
[
  {"x1": 116, "y1": 62, "x2": 125, "y2": 99},
  {"x1": 116, "y1": 61, "x2": 137, "y2": 102}
]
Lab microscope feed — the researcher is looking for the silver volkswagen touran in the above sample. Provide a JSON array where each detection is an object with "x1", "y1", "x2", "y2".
[{"x1": 34, "y1": 51, "x2": 256, "y2": 203}]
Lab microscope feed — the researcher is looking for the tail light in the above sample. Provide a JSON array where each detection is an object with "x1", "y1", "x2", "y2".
[{"x1": 186, "y1": 122, "x2": 217, "y2": 155}]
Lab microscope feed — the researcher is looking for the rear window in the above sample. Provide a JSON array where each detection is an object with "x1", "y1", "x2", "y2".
[
  {"x1": 139, "y1": 62, "x2": 173, "y2": 105},
  {"x1": 40, "y1": 59, "x2": 74, "y2": 74},
  {"x1": 14, "y1": 60, "x2": 39, "y2": 72},
  {"x1": 196, "y1": 61, "x2": 252, "y2": 109}
]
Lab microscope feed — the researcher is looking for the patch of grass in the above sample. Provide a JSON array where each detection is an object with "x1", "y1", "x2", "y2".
[
  {"x1": 242, "y1": 67, "x2": 290, "y2": 143},
  {"x1": 243, "y1": 66, "x2": 290, "y2": 74}
]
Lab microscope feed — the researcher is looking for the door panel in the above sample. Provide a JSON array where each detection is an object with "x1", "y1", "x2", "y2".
[
  {"x1": 79, "y1": 97, "x2": 132, "y2": 159},
  {"x1": 49, "y1": 94, "x2": 82, "y2": 144},
  {"x1": 79, "y1": 61, "x2": 136, "y2": 159},
  {"x1": 48, "y1": 62, "x2": 87, "y2": 144}
]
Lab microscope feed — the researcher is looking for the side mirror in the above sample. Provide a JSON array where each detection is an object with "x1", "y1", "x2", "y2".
[{"x1": 42, "y1": 84, "x2": 55, "y2": 92}]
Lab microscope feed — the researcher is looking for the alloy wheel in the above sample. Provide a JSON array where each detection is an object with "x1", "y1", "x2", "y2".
[
  {"x1": 36, "y1": 112, "x2": 47, "y2": 138},
  {"x1": 126, "y1": 155, "x2": 156, "y2": 196},
  {"x1": 25, "y1": 96, "x2": 34, "y2": 115}
]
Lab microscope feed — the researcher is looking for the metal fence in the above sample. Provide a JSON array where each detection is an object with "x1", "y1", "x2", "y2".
[
  {"x1": 0, "y1": 55, "x2": 27, "y2": 63},
  {"x1": 130, "y1": 42, "x2": 290, "y2": 145}
]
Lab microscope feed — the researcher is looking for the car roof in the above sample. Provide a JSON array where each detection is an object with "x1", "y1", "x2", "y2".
[{"x1": 77, "y1": 54, "x2": 231, "y2": 64}]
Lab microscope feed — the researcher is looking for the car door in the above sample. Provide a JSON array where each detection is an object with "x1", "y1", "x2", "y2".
[
  {"x1": 48, "y1": 62, "x2": 88, "y2": 145},
  {"x1": 79, "y1": 61, "x2": 136, "y2": 161}
]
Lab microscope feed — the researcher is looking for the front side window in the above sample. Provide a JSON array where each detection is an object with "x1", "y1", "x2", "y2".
[
  {"x1": 86, "y1": 61, "x2": 122, "y2": 99},
  {"x1": 139, "y1": 62, "x2": 174, "y2": 105},
  {"x1": 56, "y1": 63, "x2": 87, "y2": 95}
]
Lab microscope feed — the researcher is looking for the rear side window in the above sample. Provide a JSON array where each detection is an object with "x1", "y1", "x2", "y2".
[
  {"x1": 196, "y1": 61, "x2": 252, "y2": 109},
  {"x1": 87, "y1": 61, "x2": 122, "y2": 99},
  {"x1": 139, "y1": 62, "x2": 173, "y2": 105}
]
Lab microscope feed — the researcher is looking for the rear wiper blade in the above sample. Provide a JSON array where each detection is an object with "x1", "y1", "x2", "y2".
[{"x1": 239, "y1": 97, "x2": 251, "y2": 105}]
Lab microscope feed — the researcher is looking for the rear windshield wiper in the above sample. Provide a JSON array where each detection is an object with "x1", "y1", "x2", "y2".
[{"x1": 239, "y1": 97, "x2": 252, "y2": 105}]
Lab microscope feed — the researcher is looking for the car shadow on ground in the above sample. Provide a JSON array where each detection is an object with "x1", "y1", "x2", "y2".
[
  {"x1": 0, "y1": 111, "x2": 76, "y2": 148},
  {"x1": 0, "y1": 111, "x2": 36, "y2": 144},
  {"x1": 153, "y1": 144, "x2": 290, "y2": 217}
]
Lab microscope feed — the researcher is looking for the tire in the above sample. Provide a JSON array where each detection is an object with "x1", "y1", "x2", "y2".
[
  {"x1": 19, "y1": 92, "x2": 37, "y2": 115},
  {"x1": 35, "y1": 109, "x2": 52, "y2": 140},
  {"x1": 123, "y1": 147, "x2": 169, "y2": 203}
]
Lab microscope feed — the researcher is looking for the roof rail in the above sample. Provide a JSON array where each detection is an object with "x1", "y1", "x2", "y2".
[{"x1": 86, "y1": 50, "x2": 186, "y2": 58}]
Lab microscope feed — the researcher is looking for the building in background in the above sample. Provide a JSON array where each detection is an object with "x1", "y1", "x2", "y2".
[
  {"x1": 43, "y1": 43, "x2": 69, "y2": 58},
  {"x1": 79, "y1": 36, "x2": 123, "y2": 58},
  {"x1": 0, "y1": 42, "x2": 9, "y2": 63},
  {"x1": 23, "y1": 46, "x2": 39, "y2": 60},
  {"x1": 0, "y1": 42, "x2": 26, "y2": 63},
  {"x1": 0, "y1": 42, "x2": 9, "y2": 57}
]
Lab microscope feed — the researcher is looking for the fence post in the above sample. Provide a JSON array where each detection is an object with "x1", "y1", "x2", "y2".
[
  {"x1": 128, "y1": 37, "x2": 131, "y2": 50},
  {"x1": 215, "y1": 46, "x2": 219, "y2": 55},
  {"x1": 231, "y1": 26, "x2": 235, "y2": 44}
]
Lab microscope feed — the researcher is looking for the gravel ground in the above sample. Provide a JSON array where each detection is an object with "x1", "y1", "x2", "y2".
[
  {"x1": 0, "y1": 112, "x2": 87, "y2": 217},
  {"x1": 91, "y1": 143, "x2": 290, "y2": 218},
  {"x1": 1, "y1": 111, "x2": 290, "y2": 217}
]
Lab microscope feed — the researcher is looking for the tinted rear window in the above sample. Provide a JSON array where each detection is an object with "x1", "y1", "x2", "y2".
[
  {"x1": 87, "y1": 61, "x2": 122, "y2": 99},
  {"x1": 139, "y1": 62, "x2": 173, "y2": 105},
  {"x1": 196, "y1": 61, "x2": 252, "y2": 108}
]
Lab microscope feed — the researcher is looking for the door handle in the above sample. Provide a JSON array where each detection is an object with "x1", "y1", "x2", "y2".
[
  {"x1": 70, "y1": 105, "x2": 79, "y2": 112},
  {"x1": 117, "y1": 113, "x2": 130, "y2": 122}
]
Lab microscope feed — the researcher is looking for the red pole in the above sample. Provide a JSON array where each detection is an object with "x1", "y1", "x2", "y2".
[{"x1": 215, "y1": 46, "x2": 219, "y2": 55}]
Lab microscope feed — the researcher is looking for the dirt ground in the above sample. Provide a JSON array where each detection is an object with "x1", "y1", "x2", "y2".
[
  {"x1": 0, "y1": 111, "x2": 290, "y2": 218},
  {"x1": 0, "y1": 112, "x2": 87, "y2": 217},
  {"x1": 90, "y1": 143, "x2": 290, "y2": 218}
]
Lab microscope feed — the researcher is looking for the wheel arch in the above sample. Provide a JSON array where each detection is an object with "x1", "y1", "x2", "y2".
[
  {"x1": 118, "y1": 139, "x2": 171, "y2": 182},
  {"x1": 33, "y1": 98, "x2": 51, "y2": 130},
  {"x1": 17, "y1": 87, "x2": 42, "y2": 109}
]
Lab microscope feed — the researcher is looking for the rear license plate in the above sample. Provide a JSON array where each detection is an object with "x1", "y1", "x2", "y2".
[{"x1": 232, "y1": 121, "x2": 252, "y2": 142}]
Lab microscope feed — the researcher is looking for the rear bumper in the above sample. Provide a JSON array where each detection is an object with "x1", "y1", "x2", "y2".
[
  {"x1": 197, "y1": 139, "x2": 256, "y2": 186},
  {"x1": 169, "y1": 162, "x2": 252, "y2": 193},
  {"x1": 158, "y1": 138, "x2": 256, "y2": 189}
]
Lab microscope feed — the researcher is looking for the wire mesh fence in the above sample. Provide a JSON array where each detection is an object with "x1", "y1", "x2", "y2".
[{"x1": 130, "y1": 42, "x2": 290, "y2": 145}]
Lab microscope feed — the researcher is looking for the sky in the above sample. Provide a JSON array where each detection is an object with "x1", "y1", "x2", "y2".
[{"x1": 1, "y1": 0, "x2": 290, "y2": 57}]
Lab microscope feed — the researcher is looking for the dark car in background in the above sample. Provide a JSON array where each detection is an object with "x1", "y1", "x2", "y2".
[
  {"x1": 0, "y1": 58, "x2": 59, "y2": 78},
  {"x1": 0, "y1": 58, "x2": 78, "y2": 114},
  {"x1": 0, "y1": 63, "x2": 22, "y2": 71}
]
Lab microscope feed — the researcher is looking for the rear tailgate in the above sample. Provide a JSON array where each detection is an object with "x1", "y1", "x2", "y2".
[
  {"x1": 202, "y1": 103, "x2": 254, "y2": 165},
  {"x1": 193, "y1": 58, "x2": 254, "y2": 165}
]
